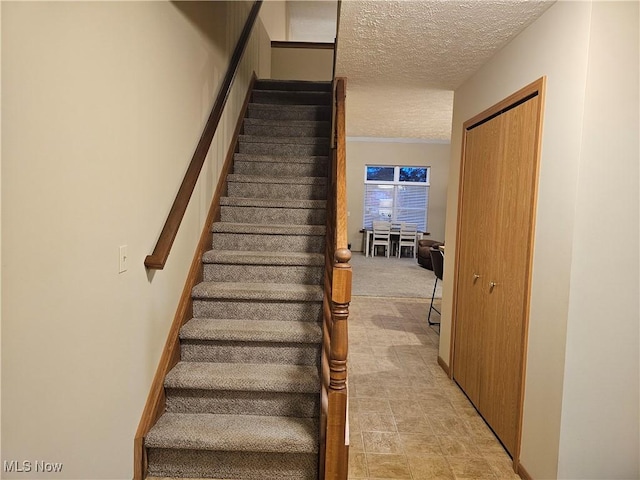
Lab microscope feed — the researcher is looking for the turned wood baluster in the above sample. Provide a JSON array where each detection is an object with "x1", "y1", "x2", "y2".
[{"x1": 325, "y1": 248, "x2": 351, "y2": 480}]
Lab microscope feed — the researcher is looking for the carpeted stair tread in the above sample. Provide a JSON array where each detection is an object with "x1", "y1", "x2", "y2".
[
  {"x1": 203, "y1": 250, "x2": 324, "y2": 266},
  {"x1": 180, "y1": 318, "x2": 322, "y2": 344},
  {"x1": 211, "y1": 222, "x2": 325, "y2": 235},
  {"x1": 234, "y1": 153, "x2": 329, "y2": 164},
  {"x1": 220, "y1": 197, "x2": 325, "y2": 209},
  {"x1": 227, "y1": 174, "x2": 326, "y2": 185},
  {"x1": 243, "y1": 118, "x2": 330, "y2": 128},
  {"x1": 239, "y1": 135, "x2": 329, "y2": 145},
  {"x1": 165, "y1": 361, "x2": 320, "y2": 392},
  {"x1": 192, "y1": 282, "x2": 323, "y2": 302},
  {"x1": 145, "y1": 413, "x2": 319, "y2": 453}
]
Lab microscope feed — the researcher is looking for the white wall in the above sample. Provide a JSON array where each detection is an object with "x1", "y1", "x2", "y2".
[
  {"x1": 441, "y1": 1, "x2": 639, "y2": 478},
  {"x1": 0, "y1": 1, "x2": 3, "y2": 461},
  {"x1": 441, "y1": 2, "x2": 591, "y2": 478},
  {"x1": 345, "y1": 139, "x2": 450, "y2": 251},
  {"x1": 1, "y1": 2, "x2": 270, "y2": 479},
  {"x1": 557, "y1": 2, "x2": 639, "y2": 478},
  {"x1": 260, "y1": 0, "x2": 287, "y2": 41}
]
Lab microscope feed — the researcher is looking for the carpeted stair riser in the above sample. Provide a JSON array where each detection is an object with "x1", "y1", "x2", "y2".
[
  {"x1": 255, "y1": 79, "x2": 331, "y2": 92},
  {"x1": 247, "y1": 104, "x2": 331, "y2": 122},
  {"x1": 180, "y1": 340, "x2": 320, "y2": 366},
  {"x1": 147, "y1": 448, "x2": 318, "y2": 480},
  {"x1": 252, "y1": 90, "x2": 332, "y2": 106},
  {"x1": 165, "y1": 389, "x2": 319, "y2": 417},
  {"x1": 165, "y1": 360, "x2": 320, "y2": 418},
  {"x1": 238, "y1": 141, "x2": 330, "y2": 156},
  {"x1": 212, "y1": 232, "x2": 325, "y2": 253},
  {"x1": 203, "y1": 264, "x2": 323, "y2": 284},
  {"x1": 227, "y1": 182, "x2": 327, "y2": 200},
  {"x1": 220, "y1": 196, "x2": 325, "y2": 208},
  {"x1": 243, "y1": 122, "x2": 330, "y2": 138},
  {"x1": 238, "y1": 135, "x2": 329, "y2": 146},
  {"x1": 234, "y1": 159, "x2": 328, "y2": 177},
  {"x1": 220, "y1": 206, "x2": 326, "y2": 226},
  {"x1": 234, "y1": 152, "x2": 329, "y2": 164},
  {"x1": 192, "y1": 299, "x2": 322, "y2": 322}
]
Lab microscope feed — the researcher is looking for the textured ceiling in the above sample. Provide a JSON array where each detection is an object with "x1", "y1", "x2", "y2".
[{"x1": 334, "y1": 0, "x2": 554, "y2": 140}]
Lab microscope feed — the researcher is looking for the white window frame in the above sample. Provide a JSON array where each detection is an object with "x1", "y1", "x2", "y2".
[{"x1": 363, "y1": 165, "x2": 430, "y2": 231}]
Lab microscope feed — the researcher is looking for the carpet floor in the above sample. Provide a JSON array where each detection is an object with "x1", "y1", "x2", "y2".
[{"x1": 350, "y1": 253, "x2": 442, "y2": 299}]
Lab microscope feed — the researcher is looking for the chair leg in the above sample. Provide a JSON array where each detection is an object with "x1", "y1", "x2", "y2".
[{"x1": 428, "y1": 278, "x2": 441, "y2": 325}]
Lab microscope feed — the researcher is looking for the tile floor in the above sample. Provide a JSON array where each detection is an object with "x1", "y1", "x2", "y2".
[{"x1": 347, "y1": 296, "x2": 521, "y2": 480}]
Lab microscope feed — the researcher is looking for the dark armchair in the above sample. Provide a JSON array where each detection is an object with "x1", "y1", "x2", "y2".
[{"x1": 417, "y1": 239, "x2": 443, "y2": 270}]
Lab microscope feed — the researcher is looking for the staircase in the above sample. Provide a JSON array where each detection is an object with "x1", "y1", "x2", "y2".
[{"x1": 144, "y1": 79, "x2": 333, "y2": 479}]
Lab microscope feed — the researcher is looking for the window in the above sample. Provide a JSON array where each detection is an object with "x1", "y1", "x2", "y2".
[{"x1": 363, "y1": 165, "x2": 430, "y2": 231}]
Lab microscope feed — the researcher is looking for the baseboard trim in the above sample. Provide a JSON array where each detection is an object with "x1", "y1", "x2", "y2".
[
  {"x1": 516, "y1": 461, "x2": 533, "y2": 480},
  {"x1": 437, "y1": 355, "x2": 450, "y2": 376}
]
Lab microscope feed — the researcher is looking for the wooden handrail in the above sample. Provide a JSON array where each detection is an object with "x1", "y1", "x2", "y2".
[
  {"x1": 334, "y1": 79, "x2": 348, "y2": 251},
  {"x1": 331, "y1": 1, "x2": 342, "y2": 88},
  {"x1": 144, "y1": 0, "x2": 262, "y2": 270}
]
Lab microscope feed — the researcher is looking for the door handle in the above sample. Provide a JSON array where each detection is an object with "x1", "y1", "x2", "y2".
[
  {"x1": 473, "y1": 273, "x2": 481, "y2": 281},
  {"x1": 489, "y1": 281, "x2": 498, "y2": 291}
]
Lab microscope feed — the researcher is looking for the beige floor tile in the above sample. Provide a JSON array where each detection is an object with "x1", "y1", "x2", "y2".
[
  {"x1": 473, "y1": 435, "x2": 509, "y2": 456},
  {"x1": 348, "y1": 452, "x2": 369, "y2": 478},
  {"x1": 445, "y1": 457, "x2": 497, "y2": 479},
  {"x1": 357, "y1": 397, "x2": 393, "y2": 414},
  {"x1": 393, "y1": 413, "x2": 434, "y2": 434},
  {"x1": 388, "y1": 399, "x2": 422, "y2": 416},
  {"x1": 362, "y1": 431, "x2": 403, "y2": 454},
  {"x1": 384, "y1": 385, "x2": 416, "y2": 399},
  {"x1": 436, "y1": 435, "x2": 483, "y2": 457},
  {"x1": 346, "y1": 297, "x2": 517, "y2": 479},
  {"x1": 355, "y1": 383, "x2": 386, "y2": 398},
  {"x1": 366, "y1": 454, "x2": 412, "y2": 479},
  {"x1": 426, "y1": 414, "x2": 472, "y2": 437},
  {"x1": 398, "y1": 433, "x2": 443, "y2": 455},
  {"x1": 350, "y1": 431, "x2": 364, "y2": 453},
  {"x1": 406, "y1": 455, "x2": 455, "y2": 479},
  {"x1": 359, "y1": 413, "x2": 397, "y2": 432},
  {"x1": 349, "y1": 411, "x2": 362, "y2": 433},
  {"x1": 350, "y1": 344, "x2": 375, "y2": 355},
  {"x1": 484, "y1": 454, "x2": 521, "y2": 479}
]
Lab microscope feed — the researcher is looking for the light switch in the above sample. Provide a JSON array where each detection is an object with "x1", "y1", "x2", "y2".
[{"x1": 119, "y1": 245, "x2": 128, "y2": 273}]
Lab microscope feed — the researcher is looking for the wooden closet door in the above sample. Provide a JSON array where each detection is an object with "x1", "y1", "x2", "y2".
[
  {"x1": 452, "y1": 114, "x2": 503, "y2": 409},
  {"x1": 453, "y1": 79, "x2": 544, "y2": 464},
  {"x1": 478, "y1": 96, "x2": 540, "y2": 456}
]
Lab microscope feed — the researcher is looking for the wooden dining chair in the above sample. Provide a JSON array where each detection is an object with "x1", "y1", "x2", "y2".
[
  {"x1": 371, "y1": 221, "x2": 391, "y2": 257},
  {"x1": 397, "y1": 223, "x2": 418, "y2": 258}
]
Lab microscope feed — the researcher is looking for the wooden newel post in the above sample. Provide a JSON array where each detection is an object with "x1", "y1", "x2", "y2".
[{"x1": 325, "y1": 247, "x2": 352, "y2": 480}]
